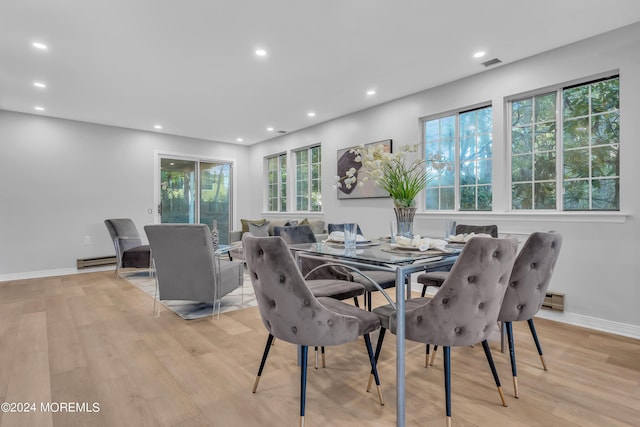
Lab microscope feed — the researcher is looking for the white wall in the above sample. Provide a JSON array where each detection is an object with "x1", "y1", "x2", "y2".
[
  {"x1": 1, "y1": 23, "x2": 638, "y2": 337},
  {"x1": 0, "y1": 112, "x2": 251, "y2": 278},
  {"x1": 248, "y1": 23, "x2": 640, "y2": 337}
]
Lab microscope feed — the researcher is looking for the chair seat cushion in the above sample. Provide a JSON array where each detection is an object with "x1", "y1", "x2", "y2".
[
  {"x1": 353, "y1": 270, "x2": 397, "y2": 290},
  {"x1": 307, "y1": 279, "x2": 364, "y2": 300},
  {"x1": 317, "y1": 297, "x2": 380, "y2": 336},
  {"x1": 416, "y1": 271, "x2": 449, "y2": 287},
  {"x1": 373, "y1": 298, "x2": 431, "y2": 330},
  {"x1": 122, "y1": 244, "x2": 151, "y2": 268}
]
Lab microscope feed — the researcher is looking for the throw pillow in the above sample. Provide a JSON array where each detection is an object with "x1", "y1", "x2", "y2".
[
  {"x1": 285, "y1": 220, "x2": 299, "y2": 226},
  {"x1": 306, "y1": 219, "x2": 325, "y2": 235},
  {"x1": 241, "y1": 218, "x2": 266, "y2": 233},
  {"x1": 248, "y1": 221, "x2": 270, "y2": 237}
]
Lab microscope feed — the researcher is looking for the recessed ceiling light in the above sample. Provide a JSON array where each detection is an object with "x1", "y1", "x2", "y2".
[
  {"x1": 307, "y1": 112, "x2": 316, "y2": 117},
  {"x1": 154, "y1": 124, "x2": 162, "y2": 130},
  {"x1": 267, "y1": 127, "x2": 274, "y2": 132},
  {"x1": 236, "y1": 137, "x2": 244, "y2": 142},
  {"x1": 34, "y1": 106, "x2": 45, "y2": 111},
  {"x1": 367, "y1": 89, "x2": 376, "y2": 96},
  {"x1": 32, "y1": 42, "x2": 48, "y2": 50},
  {"x1": 33, "y1": 81, "x2": 46, "y2": 88},
  {"x1": 255, "y1": 49, "x2": 267, "y2": 57},
  {"x1": 473, "y1": 51, "x2": 486, "y2": 58}
]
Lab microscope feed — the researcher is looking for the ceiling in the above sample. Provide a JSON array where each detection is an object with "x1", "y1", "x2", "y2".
[{"x1": 2, "y1": 1, "x2": 640, "y2": 146}]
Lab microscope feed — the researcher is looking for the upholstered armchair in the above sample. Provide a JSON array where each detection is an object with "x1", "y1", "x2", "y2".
[
  {"x1": 104, "y1": 218, "x2": 152, "y2": 278},
  {"x1": 242, "y1": 234, "x2": 383, "y2": 426},
  {"x1": 144, "y1": 224, "x2": 243, "y2": 319},
  {"x1": 373, "y1": 237, "x2": 517, "y2": 427},
  {"x1": 499, "y1": 231, "x2": 563, "y2": 397}
]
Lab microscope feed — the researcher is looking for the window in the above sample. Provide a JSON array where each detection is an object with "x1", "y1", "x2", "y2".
[
  {"x1": 294, "y1": 145, "x2": 322, "y2": 211},
  {"x1": 510, "y1": 76, "x2": 619, "y2": 210},
  {"x1": 266, "y1": 153, "x2": 287, "y2": 211},
  {"x1": 424, "y1": 105, "x2": 493, "y2": 211}
]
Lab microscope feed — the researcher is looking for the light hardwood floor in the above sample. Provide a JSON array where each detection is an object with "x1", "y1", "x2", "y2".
[{"x1": 0, "y1": 271, "x2": 639, "y2": 426}]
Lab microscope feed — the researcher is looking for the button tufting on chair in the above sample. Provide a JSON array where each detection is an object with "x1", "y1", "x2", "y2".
[
  {"x1": 243, "y1": 234, "x2": 384, "y2": 425},
  {"x1": 498, "y1": 232, "x2": 563, "y2": 398},
  {"x1": 372, "y1": 237, "x2": 518, "y2": 426}
]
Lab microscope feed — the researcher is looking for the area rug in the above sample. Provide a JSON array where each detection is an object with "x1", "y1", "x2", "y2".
[{"x1": 121, "y1": 270, "x2": 256, "y2": 320}]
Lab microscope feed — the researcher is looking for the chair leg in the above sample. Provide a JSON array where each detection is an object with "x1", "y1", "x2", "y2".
[
  {"x1": 363, "y1": 334, "x2": 384, "y2": 405},
  {"x1": 313, "y1": 346, "x2": 326, "y2": 369},
  {"x1": 300, "y1": 345, "x2": 308, "y2": 427},
  {"x1": 505, "y1": 322, "x2": 519, "y2": 398},
  {"x1": 368, "y1": 328, "x2": 386, "y2": 392},
  {"x1": 425, "y1": 344, "x2": 430, "y2": 368},
  {"x1": 430, "y1": 345, "x2": 438, "y2": 366},
  {"x1": 314, "y1": 346, "x2": 318, "y2": 369},
  {"x1": 481, "y1": 340, "x2": 507, "y2": 407},
  {"x1": 253, "y1": 334, "x2": 275, "y2": 393},
  {"x1": 443, "y1": 346, "x2": 451, "y2": 427},
  {"x1": 420, "y1": 284, "x2": 427, "y2": 298},
  {"x1": 353, "y1": 296, "x2": 360, "y2": 308},
  {"x1": 527, "y1": 318, "x2": 547, "y2": 371},
  {"x1": 367, "y1": 291, "x2": 373, "y2": 312}
]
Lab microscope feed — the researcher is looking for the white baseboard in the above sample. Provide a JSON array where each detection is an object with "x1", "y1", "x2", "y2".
[
  {"x1": 534, "y1": 309, "x2": 640, "y2": 340},
  {"x1": 411, "y1": 284, "x2": 640, "y2": 341},
  {"x1": 0, "y1": 266, "x2": 113, "y2": 282}
]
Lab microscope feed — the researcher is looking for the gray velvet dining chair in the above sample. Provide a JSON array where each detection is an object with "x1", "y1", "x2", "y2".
[
  {"x1": 104, "y1": 218, "x2": 152, "y2": 278},
  {"x1": 372, "y1": 237, "x2": 518, "y2": 427},
  {"x1": 273, "y1": 223, "x2": 366, "y2": 368},
  {"x1": 498, "y1": 231, "x2": 563, "y2": 398},
  {"x1": 327, "y1": 222, "x2": 397, "y2": 311},
  {"x1": 242, "y1": 234, "x2": 384, "y2": 427},
  {"x1": 418, "y1": 224, "x2": 499, "y2": 299}
]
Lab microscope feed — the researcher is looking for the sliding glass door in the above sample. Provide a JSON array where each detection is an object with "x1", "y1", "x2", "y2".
[{"x1": 159, "y1": 157, "x2": 233, "y2": 244}]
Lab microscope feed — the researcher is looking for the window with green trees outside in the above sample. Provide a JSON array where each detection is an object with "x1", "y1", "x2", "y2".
[{"x1": 510, "y1": 76, "x2": 619, "y2": 210}]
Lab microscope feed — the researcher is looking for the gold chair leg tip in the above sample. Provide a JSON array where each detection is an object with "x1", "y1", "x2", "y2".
[{"x1": 377, "y1": 385, "x2": 384, "y2": 406}]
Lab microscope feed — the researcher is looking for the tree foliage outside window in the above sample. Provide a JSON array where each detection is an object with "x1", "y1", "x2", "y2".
[
  {"x1": 267, "y1": 153, "x2": 287, "y2": 211},
  {"x1": 424, "y1": 105, "x2": 493, "y2": 211},
  {"x1": 510, "y1": 76, "x2": 619, "y2": 210},
  {"x1": 295, "y1": 145, "x2": 322, "y2": 211}
]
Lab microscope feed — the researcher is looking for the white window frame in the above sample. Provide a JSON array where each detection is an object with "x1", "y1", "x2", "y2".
[
  {"x1": 293, "y1": 144, "x2": 322, "y2": 212},
  {"x1": 422, "y1": 103, "x2": 493, "y2": 212},
  {"x1": 506, "y1": 73, "x2": 620, "y2": 212}
]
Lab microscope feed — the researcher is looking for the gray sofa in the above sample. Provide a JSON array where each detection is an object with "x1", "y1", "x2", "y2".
[
  {"x1": 229, "y1": 218, "x2": 327, "y2": 261},
  {"x1": 229, "y1": 217, "x2": 327, "y2": 243}
]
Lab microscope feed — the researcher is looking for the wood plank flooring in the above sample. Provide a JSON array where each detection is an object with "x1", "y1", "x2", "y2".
[{"x1": 0, "y1": 271, "x2": 639, "y2": 426}]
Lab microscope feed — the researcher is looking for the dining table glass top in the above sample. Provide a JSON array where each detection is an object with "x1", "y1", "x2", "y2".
[{"x1": 288, "y1": 240, "x2": 462, "y2": 266}]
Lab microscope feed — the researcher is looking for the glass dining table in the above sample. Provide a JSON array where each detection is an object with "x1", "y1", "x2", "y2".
[{"x1": 289, "y1": 239, "x2": 462, "y2": 427}]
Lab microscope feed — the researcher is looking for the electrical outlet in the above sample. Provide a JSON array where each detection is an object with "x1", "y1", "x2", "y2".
[{"x1": 84, "y1": 235, "x2": 91, "y2": 245}]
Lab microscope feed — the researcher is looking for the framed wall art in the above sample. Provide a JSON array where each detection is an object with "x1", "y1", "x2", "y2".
[{"x1": 336, "y1": 139, "x2": 392, "y2": 199}]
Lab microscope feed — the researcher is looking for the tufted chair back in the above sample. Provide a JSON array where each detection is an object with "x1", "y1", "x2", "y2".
[
  {"x1": 456, "y1": 223, "x2": 499, "y2": 238},
  {"x1": 392, "y1": 237, "x2": 517, "y2": 347},
  {"x1": 273, "y1": 224, "x2": 351, "y2": 281},
  {"x1": 499, "y1": 232, "x2": 562, "y2": 322},
  {"x1": 242, "y1": 234, "x2": 363, "y2": 347},
  {"x1": 273, "y1": 224, "x2": 317, "y2": 244}
]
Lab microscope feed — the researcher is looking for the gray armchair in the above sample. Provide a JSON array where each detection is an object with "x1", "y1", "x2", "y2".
[
  {"x1": 373, "y1": 237, "x2": 517, "y2": 426},
  {"x1": 242, "y1": 234, "x2": 383, "y2": 426},
  {"x1": 144, "y1": 224, "x2": 243, "y2": 319},
  {"x1": 104, "y1": 218, "x2": 151, "y2": 278}
]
